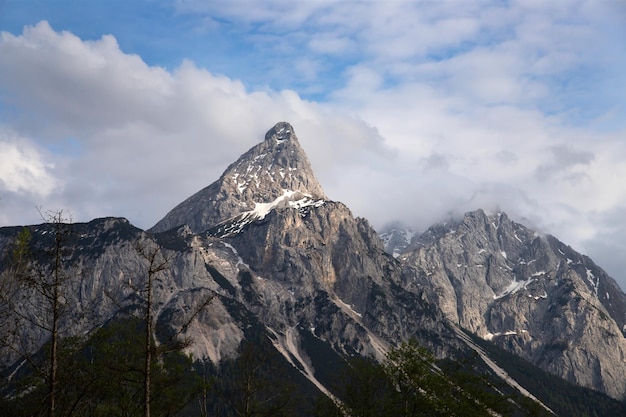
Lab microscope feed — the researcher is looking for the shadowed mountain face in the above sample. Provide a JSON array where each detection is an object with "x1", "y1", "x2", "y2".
[
  {"x1": 2, "y1": 122, "x2": 626, "y2": 414},
  {"x1": 150, "y1": 122, "x2": 326, "y2": 234}
]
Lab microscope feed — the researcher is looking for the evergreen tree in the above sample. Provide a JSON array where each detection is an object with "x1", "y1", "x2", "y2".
[{"x1": 211, "y1": 340, "x2": 296, "y2": 417}]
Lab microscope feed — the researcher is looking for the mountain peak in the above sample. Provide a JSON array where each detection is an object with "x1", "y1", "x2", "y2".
[
  {"x1": 264, "y1": 121, "x2": 295, "y2": 142},
  {"x1": 150, "y1": 122, "x2": 326, "y2": 234}
]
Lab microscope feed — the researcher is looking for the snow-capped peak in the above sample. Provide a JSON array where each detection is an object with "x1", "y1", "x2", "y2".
[{"x1": 378, "y1": 224, "x2": 417, "y2": 257}]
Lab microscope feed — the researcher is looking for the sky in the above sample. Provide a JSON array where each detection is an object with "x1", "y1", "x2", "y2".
[{"x1": 0, "y1": 0, "x2": 625, "y2": 287}]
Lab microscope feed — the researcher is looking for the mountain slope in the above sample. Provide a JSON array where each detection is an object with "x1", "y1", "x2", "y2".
[
  {"x1": 222, "y1": 200, "x2": 458, "y2": 356},
  {"x1": 3, "y1": 212, "x2": 624, "y2": 416},
  {"x1": 400, "y1": 209, "x2": 626, "y2": 398}
]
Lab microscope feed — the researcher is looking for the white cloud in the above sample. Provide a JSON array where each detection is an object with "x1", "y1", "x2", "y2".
[
  {"x1": 308, "y1": 35, "x2": 354, "y2": 55},
  {"x1": 0, "y1": 23, "x2": 178, "y2": 147},
  {"x1": 0, "y1": 130, "x2": 56, "y2": 196}
]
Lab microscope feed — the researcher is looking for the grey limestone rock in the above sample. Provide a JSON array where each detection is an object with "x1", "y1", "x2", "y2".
[
  {"x1": 150, "y1": 122, "x2": 326, "y2": 234},
  {"x1": 223, "y1": 201, "x2": 458, "y2": 357},
  {"x1": 401, "y1": 209, "x2": 626, "y2": 398}
]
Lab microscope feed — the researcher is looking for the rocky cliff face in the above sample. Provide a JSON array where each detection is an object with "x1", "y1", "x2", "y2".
[
  {"x1": 222, "y1": 201, "x2": 457, "y2": 356},
  {"x1": 400, "y1": 210, "x2": 626, "y2": 398}
]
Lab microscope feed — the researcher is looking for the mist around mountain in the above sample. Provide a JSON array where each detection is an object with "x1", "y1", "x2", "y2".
[{"x1": 1, "y1": 122, "x2": 625, "y2": 416}]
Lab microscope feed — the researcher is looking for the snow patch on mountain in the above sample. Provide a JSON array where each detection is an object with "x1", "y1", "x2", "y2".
[
  {"x1": 585, "y1": 268, "x2": 599, "y2": 296},
  {"x1": 221, "y1": 242, "x2": 250, "y2": 269},
  {"x1": 378, "y1": 224, "x2": 417, "y2": 257},
  {"x1": 483, "y1": 330, "x2": 518, "y2": 341},
  {"x1": 208, "y1": 190, "x2": 325, "y2": 238},
  {"x1": 493, "y1": 278, "x2": 534, "y2": 299},
  {"x1": 249, "y1": 190, "x2": 323, "y2": 219}
]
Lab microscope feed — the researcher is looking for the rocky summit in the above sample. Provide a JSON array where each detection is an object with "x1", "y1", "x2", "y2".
[
  {"x1": 2, "y1": 122, "x2": 626, "y2": 416},
  {"x1": 150, "y1": 122, "x2": 326, "y2": 234}
]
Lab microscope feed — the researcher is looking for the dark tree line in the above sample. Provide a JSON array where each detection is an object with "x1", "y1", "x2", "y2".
[
  {"x1": 204, "y1": 339, "x2": 297, "y2": 417},
  {"x1": 314, "y1": 340, "x2": 527, "y2": 417}
]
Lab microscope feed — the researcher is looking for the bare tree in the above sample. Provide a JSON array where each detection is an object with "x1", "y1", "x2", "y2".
[
  {"x1": 133, "y1": 240, "x2": 169, "y2": 417},
  {"x1": 0, "y1": 210, "x2": 76, "y2": 417},
  {"x1": 115, "y1": 238, "x2": 213, "y2": 417}
]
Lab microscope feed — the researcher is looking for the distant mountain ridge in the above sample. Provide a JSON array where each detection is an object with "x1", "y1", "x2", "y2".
[{"x1": 378, "y1": 222, "x2": 418, "y2": 257}]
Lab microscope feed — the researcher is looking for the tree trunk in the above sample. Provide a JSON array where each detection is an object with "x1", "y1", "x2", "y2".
[
  {"x1": 49, "y1": 293, "x2": 58, "y2": 417},
  {"x1": 144, "y1": 269, "x2": 152, "y2": 417},
  {"x1": 48, "y1": 222, "x2": 63, "y2": 417}
]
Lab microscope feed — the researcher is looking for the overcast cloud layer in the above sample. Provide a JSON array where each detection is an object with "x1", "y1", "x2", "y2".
[{"x1": 0, "y1": 1, "x2": 625, "y2": 287}]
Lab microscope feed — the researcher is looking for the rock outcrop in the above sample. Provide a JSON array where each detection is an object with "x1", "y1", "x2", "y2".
[{"x1": 400, "y1": 210, "x2": 626, "y2": 398}]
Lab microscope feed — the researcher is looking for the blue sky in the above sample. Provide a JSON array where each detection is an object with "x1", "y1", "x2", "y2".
[{"x1": 1, "y1": 0, "x2": 626, "y2": 286}]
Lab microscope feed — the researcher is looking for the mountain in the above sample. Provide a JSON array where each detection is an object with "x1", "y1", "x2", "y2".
[
  {"x1": 0, "y1": 123, "x2": 460, "y2": 411},
  {"x1": 2, "y1": 122, "x2": 626, "y2": 416},
  {"x1": 148, "y1": 122, "x2": 459, "y2": 370},
  {"x1": 150, "y1": 122, "x2": 326, "y2": 234},
  {"x1": 148, "y1": 122, "x2": 460, "y2": 360},
  {"x1": 400, "y1": 210, "x2": 626, "y2": 398},
  {"x1": 378, "y1": 222, "x2": 418, "y2": 257}
]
